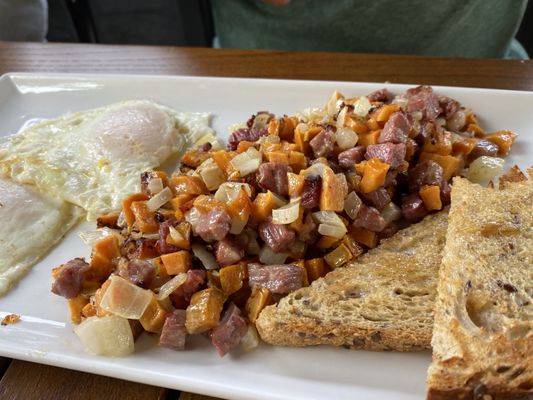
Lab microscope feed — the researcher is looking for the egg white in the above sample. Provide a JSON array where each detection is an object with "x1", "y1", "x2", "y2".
[
  {"x1": 0, "y1": 178, "x2": 82, "y2": 295},
  {"x1": 0, "y1": 100, "x2": 213, "y2": 219}
]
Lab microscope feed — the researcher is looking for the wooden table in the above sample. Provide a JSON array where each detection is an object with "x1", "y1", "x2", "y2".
[{"x1": 0, "y1": 41, "x2": 532, "y2": 400}]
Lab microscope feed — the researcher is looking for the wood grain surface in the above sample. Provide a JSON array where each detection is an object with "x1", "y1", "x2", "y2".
[{"x1": 0, "y1": 41, "x2": 531, "y2": 400}]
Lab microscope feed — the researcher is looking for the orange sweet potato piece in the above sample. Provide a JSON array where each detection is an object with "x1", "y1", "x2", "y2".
[
  {"x1": 267, "y1": 118, "x2": 280, "y2": 136},
  {"x1": 288, "y1": 151, "x2": 306, "y2": 173},
  {"x1": 349, "y1": 227, "x2": 378, "y2": 248},
  {"x1": 169, "y1": 194, "x2": 195, "y2": 211},
  {"x1": 287, "y1": 172, "x2": 305, "y2": 198},
  {"x1": 227, "y1": 188, "x2": 252, "y2": 234},
  {"x1": 165, "y1": 221, "x2": 191, "y2": 250},
  {"x1": 96, "y1": 211, "x2": 120, "y2": 229},
  {"x1": 93, "y1": 236, "x2": 120, "y2": 260},
  {"x1": 485, "y1": 130, "x2": 518, "y2": 156},
  {"x1": 366, "y1": 118, "x2": 380, "y2": 131},
  {"x1": 212, "y1": 150, "x2": 239, "y2": 179},
  {"x1": 319, "y1": 167, "x2": 345, "y2": 211},
  {"x1": 251, "y1": 191, "x2": 279, "y2": 223},
  {"x1": 358, "y1": 129, "x2": 381, "y2": 147},
  {"x1": 359, "y1": 157, "x2": 390, "y2": 194},
  {"x1": 219, "y1": 263, "x2": 247, "y2": 295},
  {"x1": 466, "y1": 123, "x2": 485, "y2": 138},
  {"x1": 181, "y1": 148, "x2": 211, "y2": 168},
  {"x1": 81, "y1": 302, "x2": 97, "y2": 318},
  {"x1": 423, "y1": 130, "x2": 452, "y2": 156},
  {"x1": 130, "y1": 201, "x2": 159, "y2": 233},
  {"x1": 419, "y1": 185, "x2": 442, "y2": 211},
  {"x1": 236, "y1": 141, "x2": 256, "y2": 153},
  {"x1": 68, "y1": 295, "x2": 89, "y2": 324},
  {"x1": 375, "y1": 104, "x2": 401, "y2": 123},
  {"x1": 161, "y1": 251, "x2": 191, "y2": 275},
  {"x1": 278, "y1": 116, "x2": 297, "y2": 142},
  {"x1": 452, "y1": 136, "x2": 478, "y2": 156},
  {"x1": 172, "y1": 175, "x2": 208, "y2": 195},
  {"x1": 140, "y1": 294, "x2": 168, "y2": 333},
  {"x1": 346, "y1": 117, "x2": 368, "y2": 134},
  {"x1": 419, "y1": 152, "x2": 462, "y2": 181},
  {"x1": 193, "y1": 195, "x2": 227, "y2": 214},
  {"x1": 304, "y1": 258, "x2": 330, "y2": 283},
  {"x1": 266, "y1": 150, "x2": 289, "y2": 164},
  {"x1": 245, "y1": 286, "x2": 273, "y2": 323},
  {"x1": 317, "y1": 235, "x2": 341, "y2": 249},
  {"x1": 122, "y1": 192, "x2": 149, "y2": 228},
  {"x1": 185, "y1": 288, "x2": 227, "y2": 334}
]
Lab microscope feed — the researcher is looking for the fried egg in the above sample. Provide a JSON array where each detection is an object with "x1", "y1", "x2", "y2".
[
  {"x1": 0, "y1": 178, "x2": 81, "y2": 295},
  {"x1": 0, "y1": 100, "x2": 213, "y2": 219}
]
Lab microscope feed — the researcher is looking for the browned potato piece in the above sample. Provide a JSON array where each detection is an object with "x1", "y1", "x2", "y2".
[
  {"x1": 246, "y1": 287, "x2": 273, "y2": 323},
  {"x1": 219, "y1": 263, "x2": 247, "y2": 295},
  {"x1": 185, "y1": 288, "x2": 227, "y2": 334}
]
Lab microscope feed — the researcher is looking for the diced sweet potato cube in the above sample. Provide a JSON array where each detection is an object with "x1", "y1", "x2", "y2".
[
  {"x1": 359, "y1": 157, "x2": 390, "y2": 194},
  {"x1": 346, "y1": 117, "x2": 368, "y2": 134},
  {"x1": 485, "y1": 130, "x2": 518, "y2": 156},
  {"x1": 466, "y1": 123, "x2": 485, "y2": 138},
  {"x1": 375, "y1": 104, "x2": 401, "y2": 122},
  {"x1": 161, "y1": 251, "x2": 191, "y2": 275},
  {"x1": 172, "y1": 175, "x2": 208, "y2": 195},
  {"x1": 96, "y1": 211, "x2": 120, "y2": 229},
  {"x1": 317, "y1": 235, "x2": 341, "y2": 249},
  {"x1": 130, "y1": 201, "x2": 159, "y2": 233},
  {"x1": 358, "y1": 129, "x2": 381, "y2": 147},
  {"x1": 193, "y1": 195, "x2": 227, "y2": 214},
  {"x1": 93, "y1": 236, "x2": 120, "y2": 260},
  {"x1": 349, "y1": 227, "x2": 378, "y2": 248},
  {"x1": 291, "y1": 260, "x2": 309, "y2": 287},
  {"x1": 81, "y1": 302, "x2": 97, "y2": 318},
  {"x1": 266, "y1": 150, "x2": 289, "y2": 164},
  {"x1": 452, "y1": 136, "x2": 478, "y2": 156},
  {"x1": 251, "y1": 191, "x2": 279, "y2": 223},
  {"x1": 319, "y1": 167, "x2": 345, "y2": 211},
  {"x1": 419, "y1": 185, "x2": 442, "y2": 211},
  {"x1": 324, "y1": 243, "x2": 353, "y2": 269},
  {"x1": 140, "y1": 294, "x2": 168, "y2": 333},
  {"x1": 94, "y1": 279, "x2": 112, "y2": 317},
  {"x1": 342, "y1": 234, "x2": 364, "y2": 259},
  {"x1": 227, "y1": 188, "x2": 252, "y2": 234},
  {"x1": 245, "y1": 286, "x2": 273, "y2": 323},
  {"x1": 68, "y1": 295, "x2": 89, "y2": 324},
  {"x1": 267, "y1": 118, "x2": 280, "y2": 136},
  {"x1": 219, "y1": 263, "x2": 247, "y2": 295},
  {"x1": 207, "y1": 270, "x2": 222, "y2": 290},
  {"x1": 185, "y1": 288, "x2": 227, "y2": 334},
  {"x1": 366, "y1": 118, "x2": 380, "y2": 131},
  {"x1": 287, "y1": 172, "x2": 305, "y2": 198},
  {"x1": 86, "y1": 252, "x2": 112, "y2": 283},
  {"x1": 181, "y1": 148, "x2": 211, "y2": 168},
  {"x1": 170, "y1": 194, "x2": 195, "y2": 211},
  {"x1": 236, "y1": 141, "x2": 256, "y2": 153},
  {"x1": 212, "y1": 150, "x2": 239, "y2": 179},
  {"x1": 419, "y1": 152, "x2": 462, "y2": 181},
  {"x1": 278, "y1": 116, "x2": 297, "y2": 142},
  {"x1": 122, "y1": 192, "x2": 149, "y2": 228},
  {"x1": 423, "y1": 130, "x2": 452, "y2": 156},
  {"x1": 288, "y1": 151, "x2": 306, "y2": 173},
  {"x1": 165, "y1": 221, "x2": 191, "y2": 250},
  {"x1": 305, "y1": 258, "x2": 330, "y2": 283}
]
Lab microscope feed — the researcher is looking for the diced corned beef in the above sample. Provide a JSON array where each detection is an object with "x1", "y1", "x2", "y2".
[
  {"x1": 128, "y1": 319, "x2": 144, "y2": 341},
  {"x1": 352, "y1": 204, "x2": 387, "y2": 232},
  {"x1": 361, "y1": 188, "x2": 391, "y2": 211},
  {"x1": 198, "y1": 142, "x2": 212, "y2": 152},
  {"x1": 258, "y1": 162, "x2": 289, "y2": 195},
  {"x1": 228, "y1": 127, "x2": 267, "y2": 151},
  {"x1": 118, "y1": 259, "x2": 155, "y2": 288},
  {"x1": 440, "y1": 180, "x2": 451, "y2": 206},
  {"x1": 401, "y1": 193, "x2": 429, "y2": 223},
  {"x1": 378, "y1": 111, "x2": 411, "y2": 144},
  {"x1": 215, "y1": 238, "x2": 244, "y2": 267},
  {"x1": 156, "y1": 219, "x2": 179, "y2": 254},
  {"x1": 365, "y1": 143, "x2": 406, "y2": 168},
  {"x1": 301, "y1": 175, "x2": 322, "y2": 209},
  {"x1": 309, "y1": 129, "x2": 334, "y2": 158},
  {"x1": 338, "y1": 146, "x2": 365, "y2": 169},
  {"x1": 438, "y1": 95, "x2": 460, "y2": 118},
  {"x1": 195, "y1": 207, "x2": 231, "y2": 242},
  {"x1": 408, "y1": 160, "x2": 444, "y2": 192},
  {"x1": 297, "y1": 213, "x2": 318, "y2": 243},
  {"x1": 209, "y1": 303, "x2": 247, "y2": 357},
  {"x1": 258, "y1": 217, "x2": 295, "y2": 252},
  {"x1": 406, "y1": 85, "x2": 442, "y2": 121},
  {"x1": 367, "y1": 88, "x2": 393, "y2": 103},
  {"x1": 247, "y1": 263, "x2": 303, "y2": 294},
  {"x1": 384, "y1": 170, "x2": 399, "y2": 187},
  {"x1": 468, "y1": 139, "x2": 499, "y2": 161},
  {"x1": 170, "y1": 269, "x2": 207, "y2": 309},
  {"x1": 51, "y1": 258, "x2": 88, "y2": 299},
  {"x1": 379, "y1": 224, "x2": 399, "y2": 240},
  {"x1": 159, "y1": 310, "x2": 187, "y2": 350}
]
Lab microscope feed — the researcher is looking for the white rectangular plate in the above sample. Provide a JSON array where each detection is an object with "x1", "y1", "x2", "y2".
[{"x1": 0, "y1": 73, "x2": 531, "y2": 400}]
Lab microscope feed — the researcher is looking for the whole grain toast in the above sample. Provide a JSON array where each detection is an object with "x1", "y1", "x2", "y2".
[
  {"x1": 256, "y1": 210, "x2": 448, "y2": 352},
  {"x1": 426, "y1": 176, "x2": 533, "y2": 400}
]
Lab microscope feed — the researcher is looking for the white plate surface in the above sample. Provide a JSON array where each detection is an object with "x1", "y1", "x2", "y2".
[{"x1": 0, "y1": 73, "x2": 531, "y2": 400}]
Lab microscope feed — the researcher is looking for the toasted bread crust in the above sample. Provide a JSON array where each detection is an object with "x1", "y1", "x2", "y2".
[
  {"x1": 427, "y1": 177, "x2": 533, "y2": 399},
  {"x1": 256, "y1": 210, "x2": 449, "y2": 351}
]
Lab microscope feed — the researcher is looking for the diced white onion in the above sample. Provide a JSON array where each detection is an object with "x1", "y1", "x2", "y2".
[
  {"x1": 74, "y1": 315, "x2": 134, "y2": 357},
  {"x1": 272, "y1": 199, "x2": 300, "y2": 224},
  {"x1": 78, "y1": 227, "x2": 122, "y2": 246},
  {"x1": 446, "y1": 109, "x2": 466, "y2": 132},
  {"x1": 313, "y1": 210, "x2": 345, "y2": 226},
  {"x1": 156, "y1": 273, "x2": 187, "y2": 301},
  {"x1": 271, "y1": 192, "x2": 288, "y2": 208},
  {"x1": 391, "y1": 95, "x2": 408, "y2": 110},
  {"x1": 198, "y1": 158, "x2": 225, "y2": 191},
  {"x1": 336, "y1": 106, "x2": 348, "y2": 130},
  {"x1": 147, "y1": 177, "x2": 164, "y2": 194},
  {"x1": 191, "y1": 243, "x2": 219, "y2": 270},
  {"x1": 241, "y1": 324, "x2": 260, "y2": 352},
  {"x1": 214, "y1": 182, "x2": 252, "y2": 203},
  {"x1": 380, "y1": 202, "x2": 402, "y2": 224},
  {"x1": 352, "y1": 96, "x2": 371, "y2": 117},
  {"x1": 100, "y1": 276, "x2": 153, "y2": 319},
  {"x1": 335, "y1": 127, "x2": 358, "y2": 149},
  {"x1": 344, "y1": 191, "x2": 362, "y2": 220},
  {"x1": 336, "y1": 173, "x2": 349, "y2": 199},
  {"x1": 185, "y1": 207, "x2": 201, "y2": 231},
  {"x1": 168, "y1": 226, "x2": 184, "y2": 243},
  {"x1": 252, "y1": 113, "x2": 271, "y2": 130},
  {"x1": 147, "y1": 187, "x2": 173, "y2": 211},
  {"x1": 464, "y1": 156, "x2": 505, "y2": 186},
  {"x1": 318, "y1": 223, "x2": 346, "y2": 239},
  {"x1": 117, "y1": 211, "x2": 126, "y2": 228},
  {"x1": 302, "y1": 162, "x2": 327, "y2": 177},
  {"x1": 230, "y1": 214, "x2": 248, "y2": 235},
  {"x1": 230, "y1": 147, "x2": 261, "y2": 176},
  {"x1": 326, "y1": 90, "x2": 344, "y2": 116},
  {"x1": 259, "y1": 245, "x2": 289, "y2": 264},
  {"x1": 411, "y1": 111, "x2": 423, "y2": 121},
  {"x1": 435, "y1": 117, "x2": 446, "y2": 127}
]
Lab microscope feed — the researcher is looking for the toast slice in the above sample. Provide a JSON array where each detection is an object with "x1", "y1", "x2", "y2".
[
  {"x1": 256, "y1": 210, "x2": 448, "y2": 351},
  {"x1": 427, "y1": 176, "x2": 533, "y2": 399}
]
